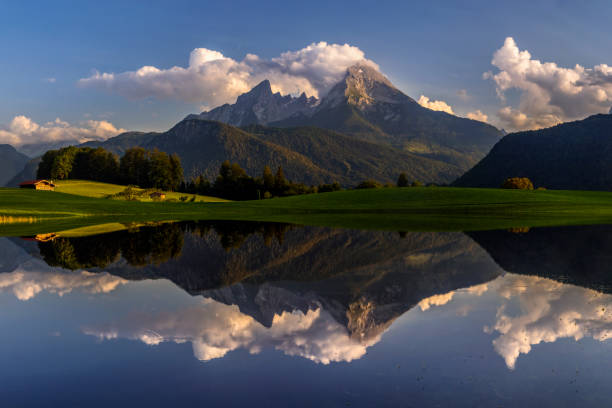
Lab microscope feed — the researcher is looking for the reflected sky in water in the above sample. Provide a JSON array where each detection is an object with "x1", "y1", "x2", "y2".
[{"x1": 0, "y1": 224, "x2": 611, "y2": 407}]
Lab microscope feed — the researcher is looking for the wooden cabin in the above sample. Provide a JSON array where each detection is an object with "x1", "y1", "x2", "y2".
[
  {"x1": 150, "y1": 191, "x2": 166, "y2": 200},
  {"x1": 19, "y1": 180, "x2": 56, "y2": 191}
]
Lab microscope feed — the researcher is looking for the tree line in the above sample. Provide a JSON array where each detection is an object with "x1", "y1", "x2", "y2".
[
  {"x1": 37, "y1": 146, "x2": 183, "y2": 191},
  {"x1": 179, "y1": 161, "x2": 342, "y2": 201},
  {"x1": 36, "y1": 145, "x2": 422, "y2": 199}
]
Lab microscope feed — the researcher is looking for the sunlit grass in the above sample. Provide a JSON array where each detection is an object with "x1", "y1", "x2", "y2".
[
  {"x1": 0, "y1": 215, "x2": 39, "y2": 224},
  {"x1": 3, "y1": 186, "x2": 612, "y2": 236},
  {"x1": 54, "y1": 180, "x2": 229, "y2": 202}
]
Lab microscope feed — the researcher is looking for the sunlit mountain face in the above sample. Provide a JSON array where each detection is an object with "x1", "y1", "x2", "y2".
[{"x1": 1, "y1": 223, "x2": 611, "y2": 406}]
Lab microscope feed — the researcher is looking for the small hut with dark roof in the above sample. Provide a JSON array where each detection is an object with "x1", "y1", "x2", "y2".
[{"x1": 18, "y1": 180, "x2": 56, "y2": 191}]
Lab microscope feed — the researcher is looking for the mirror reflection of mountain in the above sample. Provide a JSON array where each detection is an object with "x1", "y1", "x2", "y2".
[
  {"x1": 31, "y1": 222, "x2": 501, "y2": 341},
  {"x1": 468, "y1": 225, "x2": 612, "y2": 293},
  {"x1": 0, "y1": 237, "x2": 127, "y2": 300},
  {"x1": 3, "y1": 223, "x2": 612, "y2": 368}
]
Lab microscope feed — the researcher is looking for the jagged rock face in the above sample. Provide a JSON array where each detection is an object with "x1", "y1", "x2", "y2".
[
  {"x1": 319, "y1": 63, "x2": 412, "y2": 110},
  {"x1": 191, "y1": 79, "x2": 317, "y2": 126},
  {"x1": 188, "y1": 62, "x2": 415, "y2": 125}
]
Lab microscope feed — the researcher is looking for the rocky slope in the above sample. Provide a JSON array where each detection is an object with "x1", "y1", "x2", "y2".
[
  {"x1": 88, "y1": 119, "x2": 460, "y2": 185},
  {"x1": 272, "y1": 63, "x2": 503, "y2": 169},
  {"x1": 189, "y1": 79, "x2": 317, "y2": 126}
]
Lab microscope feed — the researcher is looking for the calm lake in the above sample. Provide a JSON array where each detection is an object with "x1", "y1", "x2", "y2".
[{"x1": 1, "y1": 222, "x2": 611, "y2": 407}]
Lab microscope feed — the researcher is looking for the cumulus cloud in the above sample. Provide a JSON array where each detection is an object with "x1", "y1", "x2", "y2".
[
  {"x1": 466, "y1": 110, "x2": 488, "y2": 123},
  {"x1": 486, "y1": 37, "x2": 612, "y2": 130},
  {"x1": 0, "y1": 115, "x2": 125, "y2": 146},
  {"x1": 84, "y1": 297, "x2": 382, "y2": 365},
  {"x1": 417, "y1": 95, "x2": 455, "y2": 114},
  {"x1": 485, "y1": 274, "x2": 612, "y2": 370},
  {"x1": 0, "y1": 269, "x2": 127, "y2": 301},
  {"x1": 78, "y1": 42, "x2": 378, "y2": 109}
]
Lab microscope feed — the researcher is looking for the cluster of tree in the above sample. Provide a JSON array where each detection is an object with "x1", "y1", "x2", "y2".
[
  {"x1": 180, "y1": 161, "x2": 342, "y2": 200},
  {"x1": 119, "y1": 147, "x2": 183, "y2": 191},
  {"x1": 354, "y1": 173, "x2": 424, "y2": 189},
  {"x1": 501, "y1": 177, "x2": 534, "y2": 190},
  {"x1": 38, "y1": 146, "x2": 119, "y2": 182},
  {"x1": 396, "y1": 173, "x2": 423, "y2": 187},
  {"x1": 37, "y1": 146, "x2": 183, "y2": 191}
]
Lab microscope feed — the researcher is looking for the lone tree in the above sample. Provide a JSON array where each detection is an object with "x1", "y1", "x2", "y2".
[
  {"x1": 397, "y1": 172, "x2": 409, "y2": 187},
  {"x1": 501, "y1": 177, "x2": 534, "y2": 190}
]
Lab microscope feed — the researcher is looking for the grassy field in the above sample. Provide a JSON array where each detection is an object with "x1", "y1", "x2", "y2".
[
  {"x1": 3, "y1": 183, "x2": 612, "y2": 236},
  {"x1": 53, "y1": 180, "x2": 228, "y2": 202}
]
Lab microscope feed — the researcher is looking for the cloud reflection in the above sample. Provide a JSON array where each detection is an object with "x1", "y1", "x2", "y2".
[
  {"x1": 0, "y1": 269, "x2": 127, "y2": 300},
  {"x1": 487, "y1": 275, "x2": 612, "y2": 369},
  {"x1": 84, "y1": 298, "x2": 381, "y2": 364}
]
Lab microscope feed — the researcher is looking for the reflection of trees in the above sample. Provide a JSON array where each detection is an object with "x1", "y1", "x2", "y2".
[
  {"x1": 186, "y1": 221, "x2": 291, "y2": 250},
  {"x1": 120, "y1": 224, "x2": 184, "y2": 266},
  {"x1": 39, "y1": 233, "x2": 121, "y2": 270},
  {"x1": 37, "y1": 221, "x2": 293, "y2": 270}
]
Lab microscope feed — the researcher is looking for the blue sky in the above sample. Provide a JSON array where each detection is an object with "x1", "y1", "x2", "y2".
[{"x1": 1, "y1": 0, "x2": 612, "y2": 143}]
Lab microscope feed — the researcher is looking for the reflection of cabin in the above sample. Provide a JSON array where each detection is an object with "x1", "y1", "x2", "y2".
[
  {"x1": 19, "y1": 180, "x2": 56, "y2": 191},
  {"x1": 21, "y1": 233, "x2": 58, "y2": 242},
  {"x1": 150, "y1": 192, "x2": 166, "y2": 200}
]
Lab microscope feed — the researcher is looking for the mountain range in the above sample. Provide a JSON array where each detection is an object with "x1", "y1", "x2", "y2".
[
  {"x1": 193, "y1": 63, "x2": 502, "y2": 170},
  {"x1": 5, "y1": 63, "x2": 502, "y2": 186}
]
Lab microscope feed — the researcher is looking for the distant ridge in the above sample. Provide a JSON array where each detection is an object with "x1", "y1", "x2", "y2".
[
  {"x1": 95, "y1": 119, "x2": 460, "y2": 185},
  {"x1": 0, "y1": 144, "x2": 29, "y2": 186},
  {"x1": 454, "y1": 113, "x2": 612, "y2": 190}
]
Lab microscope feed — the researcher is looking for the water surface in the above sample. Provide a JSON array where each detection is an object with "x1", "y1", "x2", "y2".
[{"x1": 1, "y1": 222, "x2": 611, "y2": 407}]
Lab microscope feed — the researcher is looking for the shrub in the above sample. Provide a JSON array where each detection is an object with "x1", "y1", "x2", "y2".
[
  {"x1": 397, "y1": 173, "x2": 409, "y2": 187},
  {"x1": 318, "y1": 182, "x2": 342, "y2": 193},
  {"x1": 501, "y1": 177, "x2": 534, "y2": 190},
  {"x1": 355, "y1": 179, "x2": 382, "y2": 189},
  {"x1": 411, "y1": 180, "x2": 423, "y2": 187}
]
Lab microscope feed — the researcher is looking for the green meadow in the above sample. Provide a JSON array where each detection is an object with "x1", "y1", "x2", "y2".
[{"x1": 2, "y1": 180, "x2": 612, "y2": 236}]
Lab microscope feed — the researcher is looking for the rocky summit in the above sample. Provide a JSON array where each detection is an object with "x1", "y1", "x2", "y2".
[{"x1": 188, "y1": 79, "x2": 317, "y2": 126}]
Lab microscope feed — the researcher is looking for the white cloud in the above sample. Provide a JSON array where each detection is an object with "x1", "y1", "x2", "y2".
[
  {"x1": 485, "y1": 274, "x2": 612, "y2": 370},
  {"x1": 0, "y1": 115, "x2": 125, "y2": 146},
  {"x1": 84, "y1": 297, "x2": 382, "y2": 365},
  {"x1": 78, "y1": 42, "x2": 378, "y2": 108},
  {"x1": 466, "y1": 109, "x2": 488, "y2": 123},
  {"x1": 486, "y1": 37, "x2": 612, "y2": 130},
  {"x1": 417, "y1": 95, "x2": 455, "y2": 114},
  {"x1": 0, "y1": 269, "x2": 127, "y2": 301}
]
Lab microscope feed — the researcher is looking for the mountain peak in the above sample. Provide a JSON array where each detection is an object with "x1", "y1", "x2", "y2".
[
  {"x1": 236, "y1": 79, "x2": 273, "y2": 103},
  {"x1": 345, "y1": 62, "x2": 394, "y2": 88},
  {"x1": 320, "y1": 61, "x2": 410, "y2": 109},
  {"x1": 192, "y1": 79, "x2": 317, "y2": 126}
]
